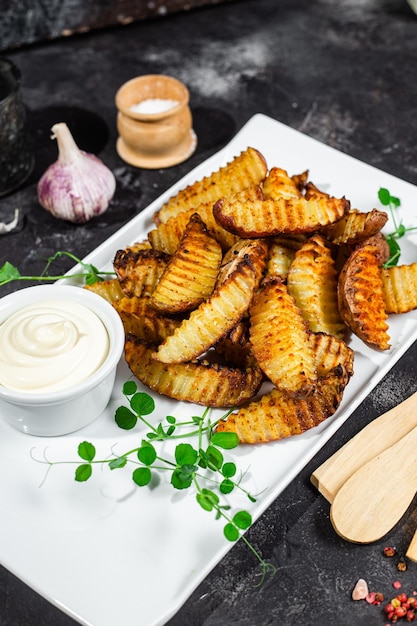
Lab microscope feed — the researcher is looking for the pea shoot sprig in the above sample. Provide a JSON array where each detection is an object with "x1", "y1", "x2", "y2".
[
  {"x1": 34, "y1": 380, "x2": 276, "y2": 585},
  {"x1": 378, "y1": 187, "x2": 417, "y2": 268},
  {"x1": 0, "y1": 251, "x2": 114, "y2": 287}
]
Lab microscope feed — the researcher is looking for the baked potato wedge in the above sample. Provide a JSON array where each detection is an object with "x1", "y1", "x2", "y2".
[
  {"x1": 249, "y1": 279, "x2": 317, "y2": 397},
  {"x1": 214, "y1": 319, "x2": 257, "y2": 368},
  {"x1": 304, "y1": 181, "x2": 330, "y2": 200},
  {"x1": 114, "y1": 296, "x2": 182, "y2": 342},
  {"x1": 125, "y1": 335, "x2": 263, "y2": 407},
  {"x1": 262, "y1": 167, "x2": 302, "y2": 200},
  {"x1": 216, "y1": 329, "x2": 353, "y2": 443},
  {"x1": 337, "y1": 234, "x2": 391, "y2": 350},
  {"x1": 215, "y1": 364, "x2": 350, "y2": 443},
  {"x1": 291, "y1": 170, "x2": 309, "y2": 192},
  {"x1": 321, "y1": 208, "x2": 388, "y2": 246},
  {"x1": 84, "y1": 278, "x2": 126, "y2": 304},
  {"x1": 264, "y1": 238, "x2": 296, "y2": 281},
  {"x1": 287, "y1": 234, "x2": 346, "y2": 339},
  {"x1": 149, "y1": 213, "x2": 222, "y2": 314},
  {"x1": 113, "y1": 247, "x2": 169, "y2": 298},
  {"x1": 155, "y1": 147, "x2": 268, "y2": 224},
  {"x1": 213, "y1": 194, "x2": 350, "y2": 238},
  {"x1": 381, "y1": 262, "x2": 417, "y2": 314},
  {"x1": 309, "y1": 331, "x2": 354, "y2": 378},
  {"x1": 148, "y1": 200, "x2": 240, "y2": 254},
  {"x1": 153, "y1": 238, "x2": 269, "y2": 363}
]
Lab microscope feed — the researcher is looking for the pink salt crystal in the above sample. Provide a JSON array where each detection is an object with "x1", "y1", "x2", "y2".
[{"x1": 352, "y1": 578, "x2": 369, "y2": 600}]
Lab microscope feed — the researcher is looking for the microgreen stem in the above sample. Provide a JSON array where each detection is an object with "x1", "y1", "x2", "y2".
[
  {"x1": 378, "y1": 187, "x2": 417, "y2": 268},
  {"x1": 239, "y1": 535, "x2": 277, "y2": 586},
  {"x1": 0, "y1": 251, "x2": 115, "y2": 287},
  {"x1": 33, "y1": 381, "x2": 274, "y2": 585}
]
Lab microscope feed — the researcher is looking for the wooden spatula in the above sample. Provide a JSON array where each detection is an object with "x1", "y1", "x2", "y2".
[
  {"x1": 311, "y1": 390, "x2": 417, "y2": 503},
  {"x1": 329, "y1": 423, "x2": 417, "y2": 543}
]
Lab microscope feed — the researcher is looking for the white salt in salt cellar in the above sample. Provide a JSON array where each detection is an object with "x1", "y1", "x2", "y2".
[
  {"x1": 115, "y1": 74, "x2": 197, "y2": 169},
  {"x1": 129, "y1": 98, "x2": 179, "y2": 114}
]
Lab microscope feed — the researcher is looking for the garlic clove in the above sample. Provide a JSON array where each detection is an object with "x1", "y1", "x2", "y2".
[
  {"x1": 351, "y1": 578, "x2": 369, "y2": 600},
  {"x1": 0, "y1": 208, "x2": 20, "y2": 235},
  {"x1": 37, "y1": 122, "x2": 116, "y2": 224}
]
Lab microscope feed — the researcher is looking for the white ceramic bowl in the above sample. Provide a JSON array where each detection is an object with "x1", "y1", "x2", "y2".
[{"x1": 0, "y1": 284, "x2": 125, "y2": 436}]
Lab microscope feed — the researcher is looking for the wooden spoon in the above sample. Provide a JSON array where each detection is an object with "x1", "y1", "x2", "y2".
[
  {"x1": 330, "y1": 423, "x2": 417, "y2": 543},
  {"x1": 311, "y1": 390, "x2": 417, "y2": 503},
  {"x1": 406, "y1": 532, "x2": 417, "y2": 561}
]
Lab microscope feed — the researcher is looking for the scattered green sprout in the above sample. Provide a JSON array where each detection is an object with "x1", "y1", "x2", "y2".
[
  {"x1": 34, "y1": 380, "x2": 276, "y2": 585},
  {"x1": 0, "y1": 251, "x2": 114, "y2": 287},
  {"x1": 378, "y1": 187, "x2": 417, "y2": 268}
]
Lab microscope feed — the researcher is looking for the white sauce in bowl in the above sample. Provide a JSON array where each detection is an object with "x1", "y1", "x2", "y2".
[{"x1": 0, "y1": 299, "x2": 109, "y2": 393}]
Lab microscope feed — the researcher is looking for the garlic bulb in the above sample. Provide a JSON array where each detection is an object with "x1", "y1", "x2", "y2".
[{"x1": 37, "y1": 122, "x2": 116, "y2": 224}]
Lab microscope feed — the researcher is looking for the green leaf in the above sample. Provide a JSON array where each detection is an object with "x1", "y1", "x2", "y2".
[
  {"x1": 109, "y1": 456, "x2": 127, "y2": 470},
  {"x1": 77, "y1": 441, "x2": 96, "y2": 462},
  {"x1": 233, "y1": 510, "x2": 252, "y2": 530},
  {"x1": 224, "y1": 523, "x2": 240, "y2": 542},
  {"x1": 75, "y1": 463, "x2": 93, "y2": 482},
  {"x1": 115, "y1": 405, "x2": 137, "y2": 430},
  {"x1": 198, "y1": 448, "x2": 208, "y2": 469},
  {"x1": 166, "y1": 415, "x2": 176, "y2": 425},
  {"x1": 211, "y1": 432, "x2": 239, "y2": 450},
  {"x1": 132, "y1": 467, "x2": 152, "y2": 486},
  {"x1": 201, "y1": 488, "x2": 220, "y2": 506},
  {"x1": 0, "y1": 261, "x2": 21, "y2": 286},
  {"x1": 222, "y1": 462, "x2": 236, "y2": 478},
  {"x1": 378, "y1": 187, "x2": 391, "y2": 206},
  {"x1": 205, "y1": 444, "x2": 224, "y2": 471},
  {"x1": 156, "y1": 423, "x2": 166, "y2": 439},
  {"x1": 220, "y1": 478, "x2": 235, "y2": 494},
  {"x1": 397, "y1": 224, "x2": 406, "y2": 238},
  {"x1": 196, "y1": 488, "x2": 220, "y2": 512},
  {"x1": 171, "y1": 464, "x2": 196, "y2": 489},
  {"x1": 123, "y1": 380, "x2": 138, "y2": 396},
  {"x1": 384, "y1": 236, "x2": 401, "y2": 268},
  {"x1": 178, "y1": 464, "x2": 198, "y2": 482},
  {"x1": 84, "y1": 266, "x2": 102, "y2": 285},
  {"x1": 196, "y1": 492, "x2": 214, "y2": 511},
  {"x1": 175, "y1": 443, "x2": 198, "y2": 466},
  {"x1": 137, "y1": 441, "x2": 157, "y2": 465},
  {"x1": 391, "y1": 194, "x2": 401, "y2": 208},
  {"x1": 130, "y1": 392, "x2": 155, "y2": 416}
]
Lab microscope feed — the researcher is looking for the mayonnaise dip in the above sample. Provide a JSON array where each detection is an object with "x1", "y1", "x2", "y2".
[{"x1": 0, "y1": 299, "x2": 109, "y2": 393}]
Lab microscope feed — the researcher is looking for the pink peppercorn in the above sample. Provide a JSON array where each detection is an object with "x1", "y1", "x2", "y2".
[
  {"x1": 384, "y1": 547, "x2": 397, "y2": 557},
  {"x1": 366, "y1": 591, "x2": 384, "y2": 605}
]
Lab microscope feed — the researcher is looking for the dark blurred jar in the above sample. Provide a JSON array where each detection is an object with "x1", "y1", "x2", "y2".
[{"x1": 0, "y1": 58, "x2": 34, "y2": 196}]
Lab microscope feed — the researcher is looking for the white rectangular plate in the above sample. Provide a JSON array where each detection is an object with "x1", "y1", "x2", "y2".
[{"x1": 1, "y1": 113, "x2": 417, "y2": 626}]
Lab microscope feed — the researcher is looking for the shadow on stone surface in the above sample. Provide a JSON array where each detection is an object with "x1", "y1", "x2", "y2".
[{"x1": 191, "y1": 107, "x2": 236, "y2": 152}]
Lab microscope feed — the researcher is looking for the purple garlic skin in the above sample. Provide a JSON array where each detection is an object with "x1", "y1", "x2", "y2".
[{"x1": 37, "y1": 122, "x2": 116, "y2": 224}]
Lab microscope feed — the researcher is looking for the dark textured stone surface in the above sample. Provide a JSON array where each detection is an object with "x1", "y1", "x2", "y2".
[
  {"x1": 1, "y1": 1, "x2": 417, "y2": 624},
  {"x1": 0, "y1": 0, "x2": 240, "y2": 51}
]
